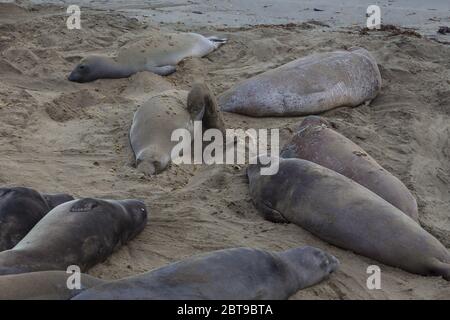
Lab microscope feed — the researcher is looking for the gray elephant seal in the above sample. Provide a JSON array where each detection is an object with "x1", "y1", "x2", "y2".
[
  {"x1": 219, "y1": 47, "x2": 381, "y2": 116},
  {"x1": 0, "y1": 187, "x2": 73, "y2": 251},
  {"x1": 130, "y1": 83, "x2": 225, "y2": 175},
  {"x1": 0, "y1": 271, "x2": 105, "y2": 300},
  {"x1": 68, "y1": 32, "x2": 226, "y2": 82},
  {"x1": 281, "y1": 116, "x2": 418, "y2": 220},
  {"x1": 73, "y1": 246, "x2": 338, "y2": 300},
  {"x1": 248, "y1": 158, "x2": 450, "y2": 280},
  {"x1": 0, "y1": 198, "x2": 148, "y2": 275}
]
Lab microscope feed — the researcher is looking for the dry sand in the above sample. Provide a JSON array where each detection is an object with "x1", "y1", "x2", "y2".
[{"x1": 0, "y1": 2, "x2": 449, "y2": 299}]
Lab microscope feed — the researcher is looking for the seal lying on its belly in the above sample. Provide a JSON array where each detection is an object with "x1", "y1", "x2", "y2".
[
  {"x1": 68, "y1": 32, "x2": 226, "y2": 82},
  {"x1": 73, "y1": 246, "x2": 338, "y2": 300},
  {"x1": 281, "y1": 116, "x2": 419, "y2": 221},
  {"x1": 129, "y1": 82, "x2": 225, "y2": 175},
  {"x1": 247, "y1": 158, "x2": 450, "y2": 280},
  {"x1": 0, "y1": 198, "x2": 148, "y2": 275},
  {"x1": 0, "y1": 271, "x2": 105, "y2": 300},
  {"x1": 219, "y1": 47, "x2": 381, "y2": 117},
  {"x1": 0, "y1": 187, "x2": 73, "y2": 251}
]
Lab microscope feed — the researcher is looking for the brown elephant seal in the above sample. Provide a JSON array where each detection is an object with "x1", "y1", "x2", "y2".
[
  {"x1": 0, "y1": 271, "x2": 105, "y2": 300},
  {"x1": 219, "y1": 47, "x2": 381, "y2": 116},
  {"x1": 0, "y1": 187, "x2": 74, "y2": 252},
  {"x1": 68, "y1": 32, "x2": 226, "y2": 82},
  {"x1": 281, "y1": 116, "x2": 418, "y2": 220},
  {"x1": 0, "y1": 198, "x2": 148, "y2": 275},
  {"x1": 73, "y1": 246, "x2": 338, "y2": 300},
  {"x1": 129, "y1": 82, "x2": 225, "y2": 175},
  {"x1": 247, "y1": 158, "x2": 450, "y2": 280}
]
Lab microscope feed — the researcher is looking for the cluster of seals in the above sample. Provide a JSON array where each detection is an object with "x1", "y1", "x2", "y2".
[
  {"x1": 247, "y1": 158, "x2": 450, "y2": 280},
  {"x1": 73, "y1": 247, "x2": 338, "y2": 300},
  {"x1": 219, "y1": 47, "x2": 382, "y2": 117},
  {"x1": 68, "y1": 32, "x2": 227, "y2": 82},
  {"x1": 129, "y1": 82, "x2": 225, "y2": 175},
  {"x1": 281, "y1": 116, "x2": 419, "y2": 220},
  {"x1": 0, "y1": 198, "x2": 148, "y2": 275},
  {"x1": 0, "y1": 187, "x2": 73, "y2": 251}
]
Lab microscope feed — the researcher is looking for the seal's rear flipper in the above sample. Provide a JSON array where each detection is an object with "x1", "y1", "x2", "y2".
[
  {"x1": 147, "y1": 65, "x2": 176, "y2": 76},
  {"x1": 187, "y1": 83, "x2": 226, "y2": 134}
]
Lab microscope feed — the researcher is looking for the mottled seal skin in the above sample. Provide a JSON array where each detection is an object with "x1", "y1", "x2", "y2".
[
  {"x1": 129, "y1": 83, "x2": 225, "y2": 175},
  {"x1": 68, "y1": 33, "x2": 226, "y2": 82},
  {"x1": 0, "y1": 271, "x2": 105, "y2": 300},
  {"x1": 219, "y1": 47, "x2": 381, "y2": 117},
  {"x1": 0, "y1": 187, "x2": 74, "y2": 252},
  {"x1": 248, "y1": 158, "x2": 450, "y2": 280},
  {"x1": 73, "y1": 246, "x2": 338, "y2": 300},
  {"x1": 281, "y1": 116, "x2": 418, "y2": 221},
  {"x1": 0, "y1": 198, "x2": 148, "y2": 276}
]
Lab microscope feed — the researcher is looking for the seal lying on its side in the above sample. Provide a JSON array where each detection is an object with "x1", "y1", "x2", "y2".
[
  {"x1": 0, "y1": 187, "x2": 73, "y2": 251},
  {"x1": 0, "y1": 198, "x2": 148, "y2": 275},
  {"x1": 219, "y1": 47, "x2": 381, "y2": 117},
  {"x1": 130, "y1": 83, "x2": 225, "y2": 175},
  {"x1": 0, "y1": 271, "x2": 105, "y2": 300},
  {"x1": 281, "y1": 116, "x2": 419, "y2": 221},
  {"x1": 73, "y1": 246, "x2": 338, "y2": 300},
  {"x1": 68, "y1": 32, "x2": 226, "y2": 82},
  {"x1": 248, "y1": 158, "x2": 450, "y2": 280}
]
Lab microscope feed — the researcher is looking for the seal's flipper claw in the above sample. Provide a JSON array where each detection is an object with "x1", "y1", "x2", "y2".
[{"x1": 148, "y1": 65, "x2": 176, "y2": 76}]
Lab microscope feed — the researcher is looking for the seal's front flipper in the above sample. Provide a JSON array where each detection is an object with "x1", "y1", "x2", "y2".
[
  {"x1": 148, "y1": 65, "x2": 176, "y2": 76},
  {"x1": 187, "y1": 83, "x2": 226, "y2": 134}
]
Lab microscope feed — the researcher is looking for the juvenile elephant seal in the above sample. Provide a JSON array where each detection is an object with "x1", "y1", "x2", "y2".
[
  {"x1": 68, "y1": 32, "x2": 226, "y2": 82},
  {"x1": 248, "y1": 158, "x2": 450, "y2": 280},
  {"x1": 0, "y1": 187, "x2": 73, "y2": 251},
  {"x1": 219, "y1": 47, "x2": 381, "y2": 116},
  {"x1": 0, "y1": 198, "x2": 148, "y2": 275},
  {"x1": 73, "y1": 246, "x2": 338, "y2": 300},
  {"x1": 281, "y1": 116, "x2": 418, "y2": 220},
  {"x1": 130, "y1": 83, "x2": 224, "y2": 175},
  {"x1": 0, "y1": 271, "x2": 105, "y2": 300}
]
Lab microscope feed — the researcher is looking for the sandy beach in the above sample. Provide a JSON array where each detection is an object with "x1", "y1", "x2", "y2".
[{"x1": 0, "y1": 1, "x2": 449, "y2": 299}]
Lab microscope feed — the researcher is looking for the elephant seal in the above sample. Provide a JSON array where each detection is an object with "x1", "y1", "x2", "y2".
[
  {"x1": 219, "y1": 47, "x2": 381, "y2": 117},
  {"x1": 0, "y1": 271, "x2": 105, "y2": 300},
  {"x1": 130, "y1": 82, "x2": 225, "y2": 175},
  {"x1": 0, "y1": 198, "x2": 148, "y2": 275},
  {"x1": 73, "y1": 246, "x2": 338, "y2": 300},
  {"x1": 281, "y1": 116, "x2": 418, "y2": 220},
  {"x1": 0, "y1": 187, "x2": 74, "y2": 251},
  {"x1": 248, "y1": 158, "x2": 450, "y2": 280},
  {"x1": 68, "y1": 32, "x2": 226, "y2": 82}
]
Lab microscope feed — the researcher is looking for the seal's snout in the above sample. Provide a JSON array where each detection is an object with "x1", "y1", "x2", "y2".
[
  {"x1": 42, "y1": 193, "x2": 75, "y2": 210},
  {"x1": 324, "y1": 253, "x2": 340, "y2": 274}
]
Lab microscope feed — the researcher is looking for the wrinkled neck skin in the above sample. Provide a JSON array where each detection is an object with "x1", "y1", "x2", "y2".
[{"x1": 96, "y1": 57, "x2": 136, "y2": 79}]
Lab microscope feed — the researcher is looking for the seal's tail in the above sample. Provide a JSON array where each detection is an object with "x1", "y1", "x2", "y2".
[{"x1": 207, "y1": 36, "x2": 227, "y2": 48}]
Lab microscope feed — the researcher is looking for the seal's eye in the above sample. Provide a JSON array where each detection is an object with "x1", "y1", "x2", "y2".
[{"x1": 79, "y1": 65, "x2": 85, "y2": 70}]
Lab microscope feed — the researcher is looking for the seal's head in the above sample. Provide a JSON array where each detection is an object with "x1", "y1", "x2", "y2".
[
  {"x1": 135, "y1": 147, "x2": 171, "y2": 176},
  {"x1": 280, "y1": 246, "x2": 339, "y2": 288},
  {"x1": 68, "y1": 56, "x2": 115, "y2": 83}
]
